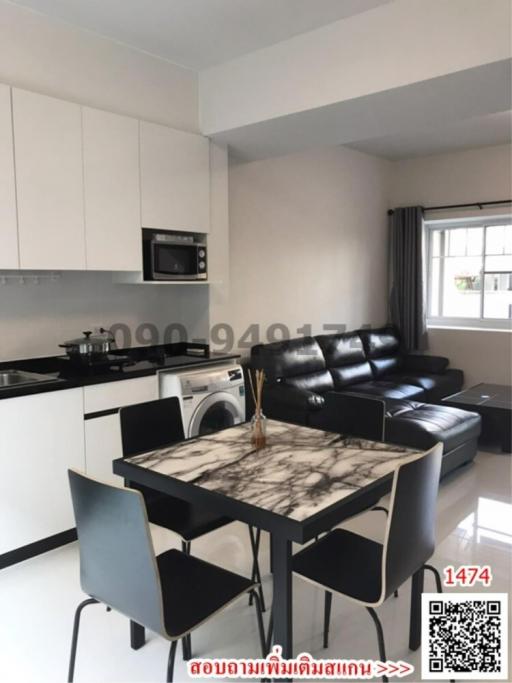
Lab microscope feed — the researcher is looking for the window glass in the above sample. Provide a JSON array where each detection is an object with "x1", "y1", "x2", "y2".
[
  {"x1": 442, "y1": 256, "x2": 481, "y2": 318},
  {"x1": 427, "y1": 219, "x2": 512, "y2": 326},
  {"x1": 447, "y1": 228, "x2": 468, "y2": 256},
  {"x1": 486, "y1": 225, "x2": 505, "y2": 255},
  {"x1": 430, "y1": 257, "x2": 440, "y2": 316},
  {"x1": 483, "y1": 273, "x2": 512, "y2": 319},
  {"x1": 467, "y1": 227, "x2": 483, "y2": 256},
  {"x1": 485, "y1": 255, "x2": 512, "y2": 272},
  {"x1": 431, "y1": 231, "x2": 441, "y2": 257}
]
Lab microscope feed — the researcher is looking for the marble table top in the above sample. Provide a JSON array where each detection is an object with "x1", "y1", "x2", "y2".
[{"x1": 126, "y1": 420, "x2": 422, "y2": 523}]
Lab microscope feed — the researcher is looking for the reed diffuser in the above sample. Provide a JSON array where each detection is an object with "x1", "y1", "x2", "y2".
[{"x1": 248, "y1": 368, "x2": 267, "y2": 449}]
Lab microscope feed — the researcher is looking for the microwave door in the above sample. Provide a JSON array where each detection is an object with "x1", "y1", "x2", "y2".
[{"x1": 154, "y1": 244, "x2": 196, "y2": 279}]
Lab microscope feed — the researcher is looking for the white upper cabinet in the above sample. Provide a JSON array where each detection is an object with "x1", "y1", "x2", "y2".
[
  {"x1": 12, "y1": 88, "x2": 86, "y2": 270},
  {"x1": 140, "y1": 121, "x2": 210, "y2": 233},
  {"x1": 82, "y1": 107, "x2": 142, "y2": 271},
  {"x1": 0, "y1": 85, "x2": 19, "y2": 269}
]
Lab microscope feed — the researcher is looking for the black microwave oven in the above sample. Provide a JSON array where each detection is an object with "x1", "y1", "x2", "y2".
[{"x1": 142, "y1": 229, "x2": 207, "y2": 281}]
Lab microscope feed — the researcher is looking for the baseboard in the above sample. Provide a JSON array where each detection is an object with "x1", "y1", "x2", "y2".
[{"x1": 0, "y1": 529, "x2": 77, "y2": 570}]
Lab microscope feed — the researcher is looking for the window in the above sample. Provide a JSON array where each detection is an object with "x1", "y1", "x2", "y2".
[{"x1": 426, "y1": 216, "x2": 512, "y2": 329}]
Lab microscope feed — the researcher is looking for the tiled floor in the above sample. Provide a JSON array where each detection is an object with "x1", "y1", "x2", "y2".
[{"x1": 0, "y1": 449, "x2": 510, "y2": 682}]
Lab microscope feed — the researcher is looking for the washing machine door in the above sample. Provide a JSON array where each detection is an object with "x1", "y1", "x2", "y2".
[{"x1": 188, "y1": 391, "x2": 244, "y2": 438}]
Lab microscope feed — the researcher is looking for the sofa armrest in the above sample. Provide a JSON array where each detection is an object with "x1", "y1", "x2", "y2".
[
  {"x1": 263, "y1": 383, "x2": 325, "y2": 411},
  {"x1": 402, "y1": 354, "x2": 449, "y2": 374}
]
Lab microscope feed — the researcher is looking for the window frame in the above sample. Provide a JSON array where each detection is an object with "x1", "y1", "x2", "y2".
[{"x1": 425, "y1": 214, "x2": 512, "y2": 331}]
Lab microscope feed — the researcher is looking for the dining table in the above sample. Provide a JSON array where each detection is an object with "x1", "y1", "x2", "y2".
[{"x1": 113, "y1": 418, "x2": 425, "y2": 664}]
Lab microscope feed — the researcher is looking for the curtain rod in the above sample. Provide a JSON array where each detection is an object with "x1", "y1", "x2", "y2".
[{"x1": 387, "y1": 199, "x2": 512, "y2": 216}]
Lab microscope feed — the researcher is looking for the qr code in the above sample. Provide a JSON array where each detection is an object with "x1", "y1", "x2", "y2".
[{"x1": 421, "y1": 593, "x2": 508, "y2": 680}]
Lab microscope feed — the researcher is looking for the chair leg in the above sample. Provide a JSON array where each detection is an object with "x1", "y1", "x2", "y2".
[
  {"x1": 167, "y1": 639, "x2": 178, "y2": 683},
  {"x1": 424, "y1": 564, "x2": 443, "y2": 593},
  {"x1": 180, "y1": 541, "x2": 192, "y2": 658},
  {"x1": 265, "y1": 610, "x2": 274, "y2": 655},
  {"x1": 181, "y1": 634, "x2": 191, "y2": 661},
  {"x1": 248, "y1": 526, "x2": 259, "y2": 604},
  {"x1": 366, "y1": 607, "x2": 388, "y2": 683},
  {"x1": 250, "y1": 589, "x2": 268, "y2": 657},
  {"x1": 247, "y1": 526, "x2": 266, "y2": 612},
  {"x1": 323, "y1": 591, "x2": 332, "y2": 648},
  {"x1": 67, "y1": 598, "x2": 99, "y2": 683}
]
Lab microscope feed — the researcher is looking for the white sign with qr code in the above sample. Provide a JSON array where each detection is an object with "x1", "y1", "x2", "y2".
[{"x1": 421, "y1": 593, "x2": 508, "y2": 680}]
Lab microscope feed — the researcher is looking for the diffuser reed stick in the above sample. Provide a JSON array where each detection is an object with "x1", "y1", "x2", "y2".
[{"x1": 248, "y1": 369, "x2": 266, "y2": 449}]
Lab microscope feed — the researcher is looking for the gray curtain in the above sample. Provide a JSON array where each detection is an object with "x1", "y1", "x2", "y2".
[{"x1": 389, "y1": 206, "x2": 427, "y2": 352}]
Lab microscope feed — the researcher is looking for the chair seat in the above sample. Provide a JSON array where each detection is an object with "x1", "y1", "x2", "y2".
[
  {"x1": 157, "y1": 549, "x2": 254, "y2": 638},
  {"x1": 292, "y1": 529, "x2": 383, "y2": 604},
  {"x1": 147, "y1": 494, "x2": 233, "y2": 541}
]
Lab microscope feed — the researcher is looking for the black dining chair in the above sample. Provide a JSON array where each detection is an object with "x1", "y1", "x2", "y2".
[
  {"x1": 119, "y1": 396, "x2": 266, "y2": 648},
  {"x1": 67, "y1": 469, "x2": 266, "y2": 683},
  {"x1": 267, "y1": 442, "x2": 444, "y2": 682}
]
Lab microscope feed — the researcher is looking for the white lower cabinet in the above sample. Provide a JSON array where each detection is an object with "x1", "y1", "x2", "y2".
[
  {"x1": 83, "y1": 376, "x2": 158, "y2": 484},
  {"x1": 0, "y1": 388, "x2": 85, "y2": 555},
  {"x1": 84, "y1": 413, "x2": 123, "y2": 486}
]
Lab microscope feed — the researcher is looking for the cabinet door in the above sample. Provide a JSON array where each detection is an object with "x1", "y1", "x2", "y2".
[
  {"x1": 0, "y1": 389, "x2": 85, "y2": 554},
  {"x1": 12, "y1": 88, "x2": 85, "y2": 270},
  {"x1": 83, "y1": 375, "x2": 158, "y2": 414},
  {"x1": 84, "y1": 414, "x2": 123, "y2": 486},
  {"x1": 140, "y1": 121, "x2": 210, "y2": 233},
  {"x1": 0, "y1": 84, "x2": 19, "y2": 269},
  {"x1": 83, "y1": 107, "x2": 141, "y2": 271}
]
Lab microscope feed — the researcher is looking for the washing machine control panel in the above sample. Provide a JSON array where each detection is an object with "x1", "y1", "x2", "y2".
[{"x1": 180, "y1": 365, "x2": 244, "y2": 396}]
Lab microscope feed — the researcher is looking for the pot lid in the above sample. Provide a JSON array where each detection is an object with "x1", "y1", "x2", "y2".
[{"x1": 61, "y1": 330, "x2": 113, "y2": 346}]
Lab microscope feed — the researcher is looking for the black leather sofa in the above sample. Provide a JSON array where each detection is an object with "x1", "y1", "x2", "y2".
[{"x1": 250, "y1": 326, "x2": 481, "y2": 478}]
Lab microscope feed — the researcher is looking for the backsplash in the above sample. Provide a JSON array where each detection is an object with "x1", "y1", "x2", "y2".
[{"x1": 0, "y1": 272, "x2": 209, "y2": 361}]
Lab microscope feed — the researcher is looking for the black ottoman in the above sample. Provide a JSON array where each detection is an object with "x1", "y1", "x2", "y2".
[{"x1": 384, "y1": 399, "x2": 481, "y2": 476}]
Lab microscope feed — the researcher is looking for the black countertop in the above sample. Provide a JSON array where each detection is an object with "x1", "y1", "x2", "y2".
[{"x1": 0, "y1": 343, "x2": 240, "y2": 400}]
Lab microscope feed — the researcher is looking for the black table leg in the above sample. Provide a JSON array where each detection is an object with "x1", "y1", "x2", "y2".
[
  {"x1": 271, "y1": 534, "x2": 293, "y2": 674},
  {"x1": 130, "y1": 621, "x2": 146, "y2": 650},
  {"x1": 409, "y1": 567, "x2": 424, "y2": 651}
]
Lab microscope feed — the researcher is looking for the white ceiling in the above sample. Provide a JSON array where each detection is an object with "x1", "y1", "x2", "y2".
[
  {"x1": 346, "y1": 110, "x2": 512, "y2": 160},
  {"x1": 213, "y1": 60, "x2": 512, "y2": 161},
  {"x1": 9, "y1": 0, "x2": 392, "y2": 70}
]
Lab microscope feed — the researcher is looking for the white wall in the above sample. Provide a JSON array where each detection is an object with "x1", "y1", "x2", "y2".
[
  {"x1": 0, "y1": 273, "x2": 209, "y2": 361},
  {"x1": 390, "y1": 143, "x2": 512, "y2": 386},
  {"x1": 210, "y1": 144, "x2": 390, "y2": 354},
  {"x1": 0, "y1": 0, "x2": 198, "y2": 131}
]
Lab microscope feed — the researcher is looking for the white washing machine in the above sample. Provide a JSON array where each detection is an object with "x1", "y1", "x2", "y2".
[{"x1": 159, "y1": 362, "x2": 246, "y2": 438}]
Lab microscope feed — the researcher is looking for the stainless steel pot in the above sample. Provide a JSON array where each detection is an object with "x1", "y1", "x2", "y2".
[{"x1": 59, "y1": 328, "x2": 116, "y2": 357}]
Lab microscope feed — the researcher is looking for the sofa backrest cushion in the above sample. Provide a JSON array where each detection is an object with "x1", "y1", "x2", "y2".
[
  {"x1": 251, "y1": 336, "x2": 325, "y2": 382},
  {"x1": 283, "y1": 370, "x2": 334, "y2": 394},
  {"x1": 359, "y1": 327, "x2": 400, "y2": 358},
  {"x1": 371, "y1": 356, "x2": 402, "y2": 377},
  {"x1": 330, "y1": 362, "x2": 373, "y2": 388},
  {"x1": 315, "y1": 332, "x2": 366, "y2": 367}
]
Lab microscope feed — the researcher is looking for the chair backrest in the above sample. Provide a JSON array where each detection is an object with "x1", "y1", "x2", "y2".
[
  {"x1": 68, "y1": 469, "x2": 166, "y2": 636},
  {"x1": 381, "y1": 442, "x2": 443, "y2": 599},
  {"x1": 120, "y1": 396, "x2": 185, "y2": 457},
  {"x1": 320, "y1": 391, "x2": 385, "y2": 441}
]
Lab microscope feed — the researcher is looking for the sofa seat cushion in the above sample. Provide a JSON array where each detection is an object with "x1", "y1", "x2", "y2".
[
  {"x1": 339, "y1": 380, "x2": 425, "y2": 401},
  {"x1": 384, "y1": 399, "x2": 481, "y2": 453},
  {"x1": 386, "y1": 369, "x2": 463, "y2": 402}
]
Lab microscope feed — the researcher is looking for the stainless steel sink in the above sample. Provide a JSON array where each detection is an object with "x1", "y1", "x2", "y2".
[{"x1": 0, "y1": 369, "x2": 59, "y2": 388}]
